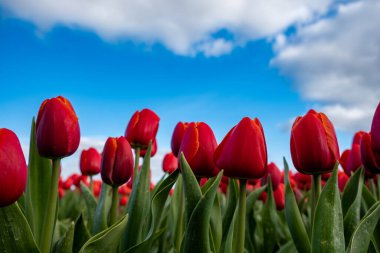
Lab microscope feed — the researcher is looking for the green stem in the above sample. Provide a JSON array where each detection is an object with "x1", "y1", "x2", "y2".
[
  {"x1": 39, "y1": 158, "x2": 60, "y2": 253},
  {"x1": 90, "y1": 176, "x2": 93, "y2": 192},
  {"x1": 370, "y1": 179, "x2": 378, "y2": 200},
  {"x1": 237, "y1": 179, "x2": 247, "y2": 253},
  {"x1": 377, "y1": 175, "x2": 380, "y2": 201},
  {"x1": 109, "y1": 186, "x2": 119, "y2": 225},
  {"x1": 311, "y1": 174, "x2": 321, "y2": 230},
  {"x1": 132, "y1": 147, "x2": 140, "y2": 184}
]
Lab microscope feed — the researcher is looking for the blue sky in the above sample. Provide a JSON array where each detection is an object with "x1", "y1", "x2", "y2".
[{"x1": 1, "y1": 0, "x2": 379, "y2": 180}]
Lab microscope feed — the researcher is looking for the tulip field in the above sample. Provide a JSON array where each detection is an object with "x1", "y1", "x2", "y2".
[{"x1": 2, "y1": 96, "x2": 380, "y2": 253}]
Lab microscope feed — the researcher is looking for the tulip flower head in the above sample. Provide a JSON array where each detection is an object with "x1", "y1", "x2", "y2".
[
  {"x1": 171, "y1": 122, "x2": 190, "y2": 157},
  {"x1": 360, "y1": 132, "x2": 380, "y2": 174},
  {"x1": 80, "y1": 147, "x2": 101, "y2": 176},
  {"x1": 36, "y1": 96, "x2": 80, "y2": 159},
  {"x1": 101, "y1": 136, "x2": 134, "y2": 187},
  {"x1": 162, "y1": 152, "x2": 178, "y2": 174},
  {"x1": 346, "y1": 131, "x2": 365, "y2": 174},
  {"x1": 140, "y1": 139, "x2": 157, "y2": 157},
  {"x1": 125, "y1": 109, "x2": 160, "y2": 149},
  {"x1": 371, "y1": 102, "x2": 380, "y2": 155},
  {"x1": 0, "y1": 128, "x2": 28, "y2": 207},
  {"x1": 261, "y1": 162, "x2": 282, "y2": 190},
  {"x1": 290, "y1": 109, "x2": 340, "y2": 174},
  {"x1": 214, "y1": 117, "x2": 267, "y2": 179}
]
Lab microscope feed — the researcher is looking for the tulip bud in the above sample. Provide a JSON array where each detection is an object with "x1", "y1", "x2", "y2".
[
  {"x1": 261, "y1": 162, "x2": 282, "y2": 190},
  {"x1": 101, "y1": 137, "x2": 134, "y2": 187},
  {"x1": 214, "y1": 117, "x2": 267, "y2": 179},
  {"x1": 371, "y1": 102, "x2": 380, "y2": 155},
  {"x1": 140, "y1": 139, "x2": 157, "y2": 157},
  {"x1": 171, "y1": 122, "x2": 190, "y2": 157},
  {"x1": 80, "y1": 147, "x2": 101, "y2": 176},
  {"x1": 290, "y1": 109, "x2": 340, "y2": 174},
  {"x1": 162, "y1": 152, "x2": 178, "y2": 174},
  {"x1": 0, "y1": 129, "x2": 28, "y2": 207},
  {"x1": 179, "y1": 122, "x2": 219, "y2": 178},
  {"x1": 273, "y1": 184, "x2": 285, "y2": 211},
  {"x1": 340, "y1": 149, "x2": 351, "y2": 176},
  {"x1": 36, "y1": 96, "x2": 80, "y2": 159},
  {"x1": 360, "y1": 132, "x2": 380, "y2": 174},
  {"x1": 125, "y1": 109, "x2": 160, "y2": 149}
]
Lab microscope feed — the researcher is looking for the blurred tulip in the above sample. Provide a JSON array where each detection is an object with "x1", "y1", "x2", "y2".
[
  {"x1": 125, "y1": 109, "x2": 160, "y2": 149},
  {"x1": 179, "y1": 122, "x2": 219, "y2": 178},
  {"x1": 321, "y1": 172, "x2": 331, "y2": 181},
  {"x1": 0, "y1": 128, "x2": 28, "y2": 207},
  {"x1": 118, "y1": 184, "x2": 132, "y2": 195},
  {"x1": 340, "y1": 149, "x2": 351, "y2": 176},
  {"x1": 80, "y1": 147, "x2": 101, "y2": 176},
  {"x1": 139, "y1": 139, "x2": 157, "y2": 157},
  {"x1": 92, "y1": 180, "x2": 102, "y2": 197},
  {"x1": 171, "y1": 122, "x2": 190, "y2": 157},
  {"x1": 162, "y1": 152, "x2": 178, "y2": 174},
  {"x1": 338, "y1": 171, "x2": 349, "y2": 192},
  {"x1": 214, "y1": 117, "x2": 267, "y2": 179},
  {"x1": 371, "y1": 102, "x2": 380, "y2": 155},
  {"x1": 261, "y1": 162, "x2": 282, "y2": 190},
  {"x1": 293, "y1": 172, "x2": 312, "y2": 191},
  {"x1": 360, "y1": 132, "x2": 380, "y2": 174},
  {"x1": 120, "y1": 196, "x2": 128, "y2": 206},
  {"x1": 36, "y1": 96, "x2": 80, "y2": 159},
  {"x1": 58, "y1": 188, "x2": 65, "y2": 199},
  {"x1": 346, "y1": 131, "x2": 366, "y2": 175},
  {"x1": 101, "y1": 137, "x2": 134, "y2": 187},
  {"x1": 290, "y1": 109, "x2": 340, "y2": 174},
  {"x1": 273, "y1": 184, "x2": 285, "y2": 210}
]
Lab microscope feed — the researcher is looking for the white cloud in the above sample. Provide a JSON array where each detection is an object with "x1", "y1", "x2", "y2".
[
  {"x1": 272, "y1": 0, "x2": 380, "y2": 132},
  {"x1": 2, "y1": 0, "x2": 332, "y2": 56}
]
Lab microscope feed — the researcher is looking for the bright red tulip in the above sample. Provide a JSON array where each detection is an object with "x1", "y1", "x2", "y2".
[
  {"x1": 0, "y1": 129, "x2": 28, "y2": 207},
  {"x1": 140, "y1": 139, "x2": 157, "y2": 157},
  {"x1": 120, "y1": 196, "x2": 128, "y2": 206},
  {"x1": 80, "y1": 148, "x2": 101, "y2": 176},
  {"x1": 179, "y1": 122, "x2": 219, "y2": 178},
  {"x1": 360, "y1": 132, "x2": 380, "y2": 174},
  {"x1": 371, "y1": 102, "x2": 380, "y2": 155},
  {"x1": 290, "y1": 109, "x2": 340, "y2": 174},
  {"x1": 101, "y1": 137, "x2": 134, "y2": 186},
  {"x1": 93, "y1": 180, "x2": 102, "y2": 197},
  {"x1": 346, "y1": 131, "x2": 365, "y2": 174},
  {"x1": 125, "y1": 109, "x2": 160, "y2": 149},
  {"x1": 340, "y1": 149, "x2": 351, "y2": 176},
  {"x1": 261, "y1": 162, "x2": 282, "y2": 190},
  {"x1": 214, "y1": 117, "x2": 267, "y2": 179},
  {"x1": 162, "y1": 152, "x2": 178, "y2": 174},
  {"x1": 36, "y1": 96, "x2": 80, "y2": 159},
  {"x1": 273, "y1": 184, "x2": 285, "y2": 210},
  {"x1": 171, "y1": 122, "x2": 190, "y2": 157}
]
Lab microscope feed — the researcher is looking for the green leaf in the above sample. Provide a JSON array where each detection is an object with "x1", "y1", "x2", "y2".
[
  {"x1": 171, "y1": 173, "x2": 185, "y2": 253},
  {"x1": 181, "y1": 171, "x2": 223, "y2": 253},
  {"x1": 221, "y1": 179, "x2": 238, "y2": 248},
  {"x1": 347, "y1": 202, "x2": 380, "y2": 253},
  {"x1": 73, "y1": 214, "x2": 91, "y2": 253},
  {"x1": 311, "y1": 165, "x2": 344, "y2": 253},
  {"x1": 92, "y1": 183, "x2": 111, "y2": 234},
  {"x1": 125, "y1": 170, "x2": 179, "y2": 253},
  {"x1": 362, "y1": 185, "x2": 377, "y2": 212},
  {"x1": 53, "y1": 222, "x2": 75, "y2": 253},
  {"x1": 79, "y1": 214, "x2": 128, "y2": 253},
  {"x1": 80, "y1": 182, "x2": 98, "y2": 234},
  {"x1": 276, "y1": 240, "x2": 297, "y2": 253},
  {"x1": 342, "y1": 168, "x2": 364, "y2": 246},
  {"x1": 121, "y1": 142, "x2": 152, "y2": 251},
  {"x1": 262, "y1": 177, "x2": 277, "y2": 253},
  {"x1": 25, "y1": 118, "x2": 52, "y2": 243},
  {"x1": 246, "y1": 186, "x2": 267, "y2": 212},
  {"x1": 0, "y1": 202, "x2": 40, "y2": 253},
  {"x1": 179, "y1": 153, "x2": 202, "y2": 225},
  {"x1": 210, "y1": 191, "x2": 222, "y2": 253},
  {"x1": 283, "y1": 158, "x2": 311, "y2": 253}
]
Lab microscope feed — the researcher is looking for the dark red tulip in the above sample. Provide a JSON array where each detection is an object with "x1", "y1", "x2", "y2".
[
  {"x1": 346, "y1": 131, "x2": 365, "y2": 174},
  {"x1": 261, "y1": 162, "x2": 282, "y2": 190},
  {"x1": 321, "y1": 172, "x2": 331, "y2": 181},
  {"x1": 36, "y1": 96, "x2": 80, "y2": 159},
  {"x1": 179, "y1": 122, "x2": 219, "y2": 178},
  {"x1": 171, "y1": 122, "x2": 190, "y2": 157},
  {"x1": 214, "y1": 117, "x2": 267, "y2": 179},
  {"x1": 101, "y1": 137, "x2": 134, "y2": 186},
  {"x1": 371, "y1": 102, "x2": 380, "y2": 155},
  {"x1": 293, "y1": 172, "x2": 312, "y2": 191},
  {"x1": 0, "y1": 128, "x2": 28, "y2": 207},
  {"x1": 140, "y1": 139, "x2": 157, "y2": 157},
  {"x1": 340, "y1": 149, "x2": 351, "y2": 176},
  {"x1": 80, "y1": 148, "x2": 101, "y2": 176},
  {"x1": 290, "y1": 109, "x2": 340, "y2": 174},
  {"x1": 125, "y1": 109, "x2": 160, "y2": 149},
  {"x1": 162, "y1": 152, "x2": 178, "y2": 174},
  {"x1": 338, "y1": 171, "x2": 349, "y2": 192},
  {"x1": 360, "y1": 132, "x2": 380, "y2": 174}
]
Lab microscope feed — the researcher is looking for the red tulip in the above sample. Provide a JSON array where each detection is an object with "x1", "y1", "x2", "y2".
[
  {"x1": 171, "y1": 122, "x2": 190, "y2": 157},
  {"x1": 162, "y1": 152, "x2": 178, "y2": 174},
  {"x1": 261, "y1": 162, "x2": 282, "y2": 190},
  {"x1": 214, "y1": 117, "x2": 267, "y2": 179},
  {"x1": 340, "y1": 149, "x2": 351, "y2": 176},
  {"x1": 139, "y1": 139, "x2": 157, "y2": 157},
  {"x1": 360, "y1": 132, "x2": 380, "y2": 174},
  {"x1": 101, "y1": 137, "x2": 134, "y2": 186},
  {"x1": 273, "y1": 184, "x2": 285, "y2": 210},
  {"x1": 290, "y1": 109, "x2": 340, "y2": 174},
  {"x1": 120, "y1": 196, "x2": 128, "y2": 206},
  {"x1": 179, "y1": 122, "x2": 219, "y2": 178},
  {"x1": 36, "y1": 96, "x2": 80, "y2": 159},
  {"x1": 80, "y1": 148, "x2": 101, "y2": 176},
  {"x1": 346, "y1": 131, "x2": 365, "y2": 174},
  {"x1": 371, "y1": 102, "x2": 380, "y2": 155},
  {"x1": 58, "y1": 188, "x2": 65, "y2": 199},
  {"x1": 93, "y1": 180, "x2": 102, "y2": 197},
  {"x1": 0, "y1": 129, "x2": 28, "y2": 207},
  {"x1": 125, "y1": 109, "x2": 160, "y2": 149},
  {"x1": 293, "y1": 172, "x2": 312, "y2": 191},
  {"x1": 338, "y1": 171, "x2": 349, "y2": 192}
]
